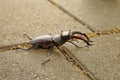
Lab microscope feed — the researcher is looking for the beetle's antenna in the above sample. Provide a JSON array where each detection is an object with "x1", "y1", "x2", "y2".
[{"x1": 72, "y1": 26, "x2": 76, "y2": 30}]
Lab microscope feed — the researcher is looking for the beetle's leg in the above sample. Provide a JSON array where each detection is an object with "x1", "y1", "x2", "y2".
[
  {"x1": 68, "y1": 41, "x2": 83, "y2": 48},
  {"x1": 23, "y1": 34, "x2": 32, "y2": 40},
  {"x1": 42, "y1": 47, "x2": 53, "y2": 65},
  {"x1": 33, "y1": 44, "x2": 41, "y2": 49}
]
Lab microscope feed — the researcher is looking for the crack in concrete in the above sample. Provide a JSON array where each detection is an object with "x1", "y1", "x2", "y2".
[
  {"x1": 47, "y1": 0, "x2": 95, "y2": 32},
  {"x1": 87, "y1": 27, "x2": 120, "y2": 38},
  {"x1": 0, "y1": 42, "x2": 32, "y2": 52}
]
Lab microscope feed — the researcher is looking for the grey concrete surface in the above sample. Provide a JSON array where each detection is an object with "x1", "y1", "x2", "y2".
[
  {"x1": 67, "y1": 33, "x2": 120, "y2": 80},
  {"x1": 53, "y1": 0, "x2": 120, "y2": 31},
  {"x1": 0, "y1": 49, "x2": 90, "y2": 80},
  {"x1": 0, "y1": 0, "x2": 91, "y2": 80},
  {"x1": 0, "y1": 0, "x2": 90, "y2": 47},
  {"x1": 0, "y1": 0, "x2": 120, "y2": 80},
  {"x1": 51, "y1": 0, "x2": 120, "y2": 80}
]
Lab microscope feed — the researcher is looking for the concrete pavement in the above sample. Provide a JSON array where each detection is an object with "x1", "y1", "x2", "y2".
[{"x1": 0, "y1": 0, "x2": 120, "y2": 80}]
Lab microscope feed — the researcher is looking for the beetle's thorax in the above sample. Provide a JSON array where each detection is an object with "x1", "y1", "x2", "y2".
[{"x1": 53, "y1": 31, "x2": 71, "y2": 46}]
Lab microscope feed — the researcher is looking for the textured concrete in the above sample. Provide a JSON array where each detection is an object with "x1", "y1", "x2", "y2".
[
  {"x1": 53, "y1": 0, "x2": 120, "y2": 31},
  {"x1": 50, "y1": 0, "x2": 120, "y2": 80},
  {"x1": 67, "y1": 33, "x2": 120, "y2": 80},
  {"x1": 0, "y1": 49, "x2": 90, "y2": 80},
  {"x1": 0, "y1": 0, "x2": 91, "y2": 80},
  {"x1": 0, "y1": 0, "x2": 90, "y2": 47},
  {"x1": 0, "y1": 0, "x2": 120, "y2": 80}
]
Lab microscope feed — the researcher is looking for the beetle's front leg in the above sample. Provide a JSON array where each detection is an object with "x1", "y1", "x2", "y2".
[
  {"x1": 68, "y1": 41, "x2": 83, "y2": 48},
  {"x1": 42, "y1": 47, "x2": 53, "y2": 65}
]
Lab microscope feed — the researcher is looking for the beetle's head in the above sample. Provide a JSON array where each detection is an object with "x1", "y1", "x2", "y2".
[
  {"x1": 60, "y1": 30, "x2": 71, "y2": 40},
  {"x1": 60, "y1": 30, "x2": 93, "y2": 46}
]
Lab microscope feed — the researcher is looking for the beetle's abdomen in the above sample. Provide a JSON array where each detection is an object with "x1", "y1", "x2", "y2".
[{"x1": 30, "y1": 35, "x2": 54, "y2": 48}]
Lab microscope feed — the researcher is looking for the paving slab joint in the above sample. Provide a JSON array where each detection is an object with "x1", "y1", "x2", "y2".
[
  {"x1": 58, "y1": 46, "x2": 98, "y2": 80},
  {"x1": 47, "y1": 0, "x2": 95, "y2": 32}
]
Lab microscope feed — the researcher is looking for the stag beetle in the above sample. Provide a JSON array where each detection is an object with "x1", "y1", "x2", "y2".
[
  {"x1": 24, "y1": 30, "x2": 93, "y2": 48},
  {"x1": 24, "y1": 30, "x2": 93, "y2": 64}
]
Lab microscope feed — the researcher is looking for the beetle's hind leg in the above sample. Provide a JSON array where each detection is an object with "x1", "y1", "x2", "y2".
[
  {"x1": 23, "y1": 34, "x2": 32, "y2": 40},
  {"x1": 42, "y1": 47, "x2": 53, "y2": 65}
]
